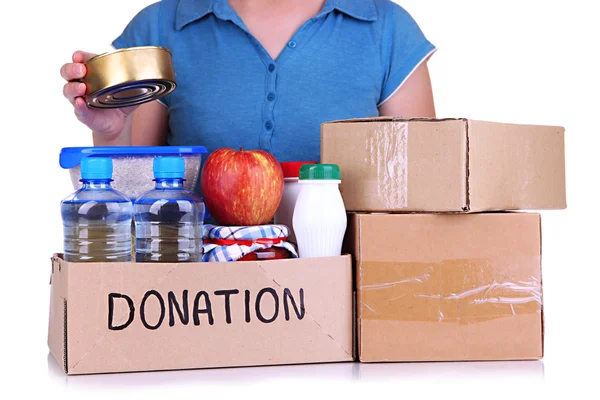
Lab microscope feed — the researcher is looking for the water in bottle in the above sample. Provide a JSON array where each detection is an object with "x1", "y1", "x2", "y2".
[
  {"x1": 134, "y1": 156, "x2": 205, "y2": 262},
  {"x1": 61, "y1": 157, "x2": 133, "y2": 262}
]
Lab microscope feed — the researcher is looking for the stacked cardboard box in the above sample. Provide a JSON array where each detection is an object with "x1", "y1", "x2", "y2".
[{"x1": 322, "y1": 118, "x2": 566, "y2": 362}]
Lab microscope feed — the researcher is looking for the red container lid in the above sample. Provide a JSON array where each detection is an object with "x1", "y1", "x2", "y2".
[{"x1": 280, "y1": 161, "x2": 318, "y2": 178}]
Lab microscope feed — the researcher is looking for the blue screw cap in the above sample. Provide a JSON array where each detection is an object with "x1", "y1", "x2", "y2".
[
  {"x1": 81, "y1": 157, "x2": 113, "y2": 180},
  {"x1": 154, "y1": 156, "x2": 185, "y2": 179}
]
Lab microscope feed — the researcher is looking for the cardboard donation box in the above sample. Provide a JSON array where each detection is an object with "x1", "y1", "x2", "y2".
[
  {"x1": 346, "y1": 213, "x2": 543, "y2": 362},
  {"x1": 321, "y1": 118, "x2": 566, "y2": 213},
  {"x1": 48, "y1": 255, "x2": 353, "y2": 375}
]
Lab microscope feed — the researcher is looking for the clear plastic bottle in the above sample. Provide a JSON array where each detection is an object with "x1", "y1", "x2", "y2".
[
  {"x1": 134, "y1": 157, "x2": 205, "y2": 263},
  {"x1": 61, "y1": 157, "x2": 133, "y2": 262}
]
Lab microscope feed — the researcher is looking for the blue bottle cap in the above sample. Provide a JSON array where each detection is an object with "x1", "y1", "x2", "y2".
[
  {"x1": 81, "y1": 157, "x2": 113, "y2": 180},
  {"x1": 154, "y1": 156, "x2": 185, "y2": 179}
]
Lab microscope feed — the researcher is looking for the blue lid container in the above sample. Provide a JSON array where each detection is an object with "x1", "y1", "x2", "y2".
[{"x1": 60, "y1": 146, "x2": 207, "y2": 199}]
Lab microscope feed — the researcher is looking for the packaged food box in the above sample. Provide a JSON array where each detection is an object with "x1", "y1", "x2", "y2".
[
  {"x1": 345, "y1": 212, "x2": 543, "y2": 362},
  {"x1": 59, "y1": 146, "x2": 207, "y2": 200},
  {"x1": 321, "y1": 118, "x2": 566, "y2": 213},
  {"x1": 48, "y1": 255, "x2": 353, "y2": 375}
]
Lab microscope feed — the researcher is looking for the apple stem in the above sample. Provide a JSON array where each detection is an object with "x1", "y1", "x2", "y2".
[{"x1": 240, "y1": 147, "x2": 244, "y2": 152}]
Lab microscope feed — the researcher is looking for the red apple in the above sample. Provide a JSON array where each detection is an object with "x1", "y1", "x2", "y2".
[{"x1": 201, "y1": 148, "x2": 284, "y2": 226}]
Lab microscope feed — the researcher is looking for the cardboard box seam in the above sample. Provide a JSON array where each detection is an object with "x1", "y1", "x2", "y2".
[
  {"x1": 356, "y1": 215, "x2": 363, "y2": 361},
  {"x1": 326, "y1": 117, "x2": 469, "y2": 124},
  {"x1": 254, "y1": 260, "x2": 353, "y2": 358},
  {"x1": 68, "y1": 262, "x2": 187, "y2": 373},
  {"x1": 63, "y1": 299, "x2": 68, "y2": 373},
  {"x1": 539, "y1": 214, "x2": 545, "y2": 358},
  {"x1": 325, "y1": 117, "x2": 566, "y2": 129},
  {"x1": 465, "y1": 120, "x2": 471, "y2": 212},
  {"x1": 69, "y1": 331, "x2": 126, "y2": 373}
]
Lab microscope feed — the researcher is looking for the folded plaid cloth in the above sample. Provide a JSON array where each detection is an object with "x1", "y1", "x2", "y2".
[{"x1": 202, "y1": 224, "x2": 298, "y2": 262}]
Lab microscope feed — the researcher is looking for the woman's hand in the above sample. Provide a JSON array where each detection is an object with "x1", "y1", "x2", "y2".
[{"x1": 60, "y1": 51, "x2": 138, "y2": 140}]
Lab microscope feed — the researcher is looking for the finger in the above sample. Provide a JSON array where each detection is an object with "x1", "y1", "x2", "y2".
[
  {"x1": 74, "y1": 97, "x2": 93, "y2": 123},
  {"x1": 63, "y1": 82, "x2": 87, "y2": 104},
  {"x1": 60, "y1": 63, "x2": 86, "y2": 81},
  {"x1": 72, "y1": 51, "x2": 97, "y2": 63}
]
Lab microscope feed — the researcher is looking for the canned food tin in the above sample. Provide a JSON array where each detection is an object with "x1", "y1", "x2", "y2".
[{"x1": 82, "y1": 46, "x2": 176, "y2": 109}]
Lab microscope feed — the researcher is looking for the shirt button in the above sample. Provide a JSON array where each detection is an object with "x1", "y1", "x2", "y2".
[
  {"x1": 267, "y1": 93, "x2": 276, "y2": 101},
  {"x1": 265, "y1": 121, "x2": 274, "y2": 131},
  {"x1": 268, "y1": 64, "x2": 276, "y2": 72},
  {"x1": 288, "y1": 40, "x2": 297, "y2": 48}
]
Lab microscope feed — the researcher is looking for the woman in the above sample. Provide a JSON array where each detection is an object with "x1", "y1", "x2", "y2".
[{"x1": 60, "y1": 0, "x2": 436, "y2": 162}]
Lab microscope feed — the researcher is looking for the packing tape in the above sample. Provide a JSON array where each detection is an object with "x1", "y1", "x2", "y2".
[
  {"x1": 358, "y1": 257, "x2": 542, "y2": 324},
  {"x1": 366, "y1": 121, "x2": 408, "y2": 209}
]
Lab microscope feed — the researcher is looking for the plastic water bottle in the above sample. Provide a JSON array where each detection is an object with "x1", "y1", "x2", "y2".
[
  {"x1": 134, "y1": 157, "x2": 205, "y2": 262},
  {"x1": 61, "y1": 157, "x2": 133, "y2": 262},
  {"x1": 293, "y1": 164, "x2": 347, "y2": 258}
]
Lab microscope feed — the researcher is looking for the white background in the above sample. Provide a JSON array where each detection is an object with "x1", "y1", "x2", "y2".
[{"x1": 1, "y1": 0, "x2": 598, "y2": 398}]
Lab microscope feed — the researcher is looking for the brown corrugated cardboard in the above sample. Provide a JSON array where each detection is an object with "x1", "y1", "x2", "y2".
[
  {"x1": 48, "y1": 255, "x2": 353, "y2": 375},
  {"x1": 347, "y1": 212, "x2": 543, "y2": 362},
  {"x1": 321, "y1": 118, "x2": 566, "y2": 212}
]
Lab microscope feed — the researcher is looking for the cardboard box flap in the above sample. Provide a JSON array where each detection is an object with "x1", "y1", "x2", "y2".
[
  {"x1": 49, "y1": 255, "x2": 353, "y2": 375},
  {"x1": 48, "y1": 255, "x2": 68, "y2": 373},
  {"x1": 356, "y1": 213, "x2": 541, "y2": 261},
  {"x1": 321, "y1": 119, "x2": 468, "y2": 212},
  {"x1": 326, "y1": 117, "x2": 468, "y2": 124},
  {"x1": 467, "y1": 120, "x2": 566, "y2": 211}
]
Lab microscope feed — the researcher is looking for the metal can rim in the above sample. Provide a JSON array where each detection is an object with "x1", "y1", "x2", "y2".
[{"x1": 85, "y1": 46, "x2": 172, "y2": 64}]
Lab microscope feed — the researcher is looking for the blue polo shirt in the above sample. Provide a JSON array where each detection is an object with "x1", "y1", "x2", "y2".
[{"x1": 113, "y1": 0, "x2": 435, "y2": 162}]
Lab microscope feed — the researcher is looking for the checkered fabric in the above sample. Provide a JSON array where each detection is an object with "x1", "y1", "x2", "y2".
[{"x1": 202, "y1": 224, "x2": 298, "y2": 262}]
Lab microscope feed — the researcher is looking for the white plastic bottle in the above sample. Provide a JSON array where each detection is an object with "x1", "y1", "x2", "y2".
[
  {"x1": 292, "y1": 164, "x2": 347, "y2": 258},
  {"x1": 274, "y1": 161, "x2": 317, "y2": 244}
]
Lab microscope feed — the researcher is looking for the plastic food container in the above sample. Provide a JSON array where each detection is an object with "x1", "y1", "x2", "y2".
[{"x1": 59, "y1": 146, "x2": 207, "y2": 200}]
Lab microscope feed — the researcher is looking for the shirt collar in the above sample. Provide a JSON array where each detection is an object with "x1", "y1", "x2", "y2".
[
  {"x1": 318, "y1": 0, "x2": 377, "y2": 22},
  {"x1": 175, "y1": 0, "x2": 377, "y2": 31}
]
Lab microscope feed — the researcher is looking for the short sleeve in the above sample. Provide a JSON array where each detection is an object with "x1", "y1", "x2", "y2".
[
  {"x1": 112, "y1": 2, "x2": 163, "y2": 49},
  {"x1": 378, "y1": 3, "x2": 436, "y2": 106}
]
